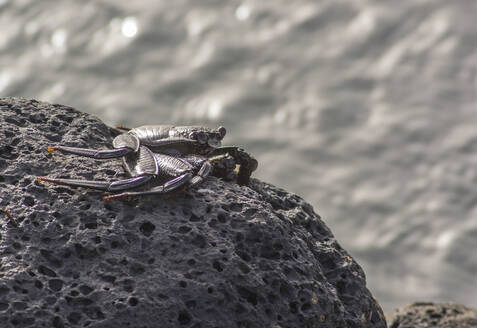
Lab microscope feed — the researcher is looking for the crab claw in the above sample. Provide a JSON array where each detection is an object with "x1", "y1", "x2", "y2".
[{"x1": 218, "y1": 126, "x2": 226, "y2": 138}]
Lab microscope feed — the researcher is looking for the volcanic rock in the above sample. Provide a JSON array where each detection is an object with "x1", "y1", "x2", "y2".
[
  {"x1": 387, "y1": 302, "x2": 477, "y2": 328},
  {"x1": 0, "y1": 98, "x2": 386, "y2": 328}
]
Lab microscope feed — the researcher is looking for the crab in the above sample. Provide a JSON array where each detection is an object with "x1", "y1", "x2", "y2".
[{"x1": 38, "y1": 125, "x2": 258, "y2": 200}]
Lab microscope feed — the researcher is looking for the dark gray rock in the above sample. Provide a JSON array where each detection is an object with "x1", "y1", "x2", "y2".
[
  {"x1": 0, "y1": 98, "x2": 386, "y2": 328},
  {"x1": 387, "y1": 302, "x2": 477, "y2": 328}
]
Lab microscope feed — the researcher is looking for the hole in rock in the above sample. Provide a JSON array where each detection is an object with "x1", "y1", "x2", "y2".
[
  {"x1": 217, "y1": 212, "x2": 227, "y2": 223},
  {"x1": 301, "y1": 302, "x2": 311, "y2": 311},
  {"x1": 178, "y1": 226, "x2": 192, "y2": 233},
  {"x1": 85, "y1": 222, "x2": 97, "y2": 229},
  {"x1": 289, "y1": 301, "x2": 298, "y2": 313},
  {"x1": 189, "y1": 213, "x2": 201, "y2": 222},
  {"x1": 236, "y1": 286, "x2": 258, "y2": 306},
  {"x1": 34, "y1": 280, "x2": 43, "y2": 289},
  {"x1": 38, "y1": 265, "x2": 57, "y2": 277},
  {"x1": 185, "y1": 300, "x2": 196, "y2": 309},
  {"x1": 48, "y1": 279, "x2": 64, "y2": 292},
  {"x1": 79, "y1": 285, "x2": 93, "y2": 295},
  {"x1": 67, "y1": 312, "x2": 82, "y2": 324},
  {"x1": 128, "y1": 297, "x2": 138, "y2": 306},
  {"x1": 139, "y1": 221, "x2": 155, "y2": 237},
  {"x1": 130, "y1": 264, "x2": 145, "y2": 275},
  {"x1": 52, "y1": 316, "x2": 63, "y2": 328},
  {"x1": 178, "y1": 311, "x2": 191, "y2": 325},
  {"x1": 23, "y1": 196, "x2": 35, "y2": 207},
  {"x1": 212, "y1": 260, "x2": 224, "y2": 272}
]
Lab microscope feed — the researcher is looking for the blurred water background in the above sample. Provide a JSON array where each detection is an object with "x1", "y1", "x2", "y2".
[{"x1": 2, "y1": 0, "x2": 477, "y2": 312}]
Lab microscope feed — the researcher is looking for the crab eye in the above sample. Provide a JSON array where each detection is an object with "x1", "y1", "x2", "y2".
[
  {"x1": 218, "y1": 126, "x2": 226, "y2": 138},
  {"x1": 197, "y1": 131, "x2": 207, "y2": 144}
]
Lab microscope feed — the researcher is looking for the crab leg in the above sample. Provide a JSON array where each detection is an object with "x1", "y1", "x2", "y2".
[
  {"x1": 189, "y1": 161, "x2": 212, "y2": 186},
  {"x1": 47, "y1": 145, "x2": 133, "y2": 159},
  {"x1": 114, "y1": 125, "x2": 131, "y2": 131},
  {"x1": 104, "y1": 173, "x2": 193, "y2": 201},
  {"x1": 38, "y1": 175, "x2": 153, "y2": 191},
  {"x1": 2, "y1": 209, "x2": 18, "y2": 227}
]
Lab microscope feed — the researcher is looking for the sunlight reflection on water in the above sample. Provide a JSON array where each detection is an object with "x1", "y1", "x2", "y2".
[{"x1": 121, "y1": 17, "x2": 138, "y2": 38}]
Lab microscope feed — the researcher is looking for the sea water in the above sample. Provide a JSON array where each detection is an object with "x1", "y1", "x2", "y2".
[{"x1": 2, "y1": 0, "x2": 477, "y2": 312}]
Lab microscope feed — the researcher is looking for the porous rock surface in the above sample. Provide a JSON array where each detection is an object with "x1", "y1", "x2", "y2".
[
  {"x1": 386, "y1": 302, "x2": 477, "y2": 328},
  {"x1": 0, "y1": 98, "x2": 386, "y2": 328}
]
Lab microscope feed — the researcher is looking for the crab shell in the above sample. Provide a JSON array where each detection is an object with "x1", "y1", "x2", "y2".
[{"x1": 113, "y1": 125, "x2": 226, "y2": 156}]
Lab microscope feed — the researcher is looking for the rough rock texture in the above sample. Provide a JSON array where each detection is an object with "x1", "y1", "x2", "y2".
[
  {"x1": 386, "y1": 302, "x2": 477, "y2": 328},
  {"x1": 0, "y1": 98, "x2": 386, "y2": 328}
]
